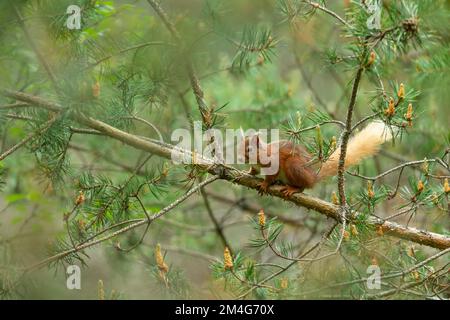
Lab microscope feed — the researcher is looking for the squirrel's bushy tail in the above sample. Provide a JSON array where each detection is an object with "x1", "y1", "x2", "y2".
[{"x1": 318, "y1": 121, "x2": 393, "y2": 179}]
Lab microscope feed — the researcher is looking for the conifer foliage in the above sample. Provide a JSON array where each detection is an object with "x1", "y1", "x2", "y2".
[{"x1": 0, "y1": 0, "x2": 448, "y2": 299}]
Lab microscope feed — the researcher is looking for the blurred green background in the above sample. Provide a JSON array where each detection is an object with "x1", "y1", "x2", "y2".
[{"x1": 0, "y1": 0, "x2": 448, "y2": 299}]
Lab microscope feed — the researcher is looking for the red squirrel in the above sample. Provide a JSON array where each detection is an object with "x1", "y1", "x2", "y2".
[{"x1": 239, "y1": 121, "x2": 392, "y2": 197}]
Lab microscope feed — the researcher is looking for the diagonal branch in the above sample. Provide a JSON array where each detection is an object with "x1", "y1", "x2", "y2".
[
  {"x1": 304, "y1": 1, "x2": 351, "y2": 29},
  {"x1": 0, "y1": 115, "x2": 58, "y2": 161},
  {"x1": 11, "y1": 4, "x2": 60, "y2": 93},
  {"x1": 2, "y1": 89, "x2": 450, "y2": 250}
]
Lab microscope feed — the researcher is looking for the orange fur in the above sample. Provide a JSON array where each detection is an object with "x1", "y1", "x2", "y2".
[{"x1": 240, "y1": 121, "x2": 393, "y2": 195}]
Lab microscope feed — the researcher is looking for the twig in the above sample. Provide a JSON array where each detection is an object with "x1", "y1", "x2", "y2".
[
  {"x1": 337, "y1": 67, "x2": 364, "y2": 205},
  {"x1": 157, "y1": 244, "x2": 217, "y2": 262},
  {"x1": 12, "y1": 4, "x2": 59, "y2": 93},
  {"x1": 146, "y1": 0, "x2": 211, "y2": 128},
  {"x1": 205, "y1": 191, "x2": 305, "y2": 228},
  {"x1": 236, "y1": 222, "x2": 338, "y2": 299},
  {"x1": 87, "y1": 41, "x2": 173, "y2": 69},
  {"x1": 24, "y1": 176, "x2": 219, "y2": 272},
  {"x1": 0, "y1": 116, "x2": 57, "y2": 161},
  {"x1": 347, "y1": 158, "x2": 449, "y2": 181},
  {"x1": 304, "y1": 1, "x2": 351, "y2": 28},
  {"x1": 200, "y1": 185, "x2": 233, "y2": 253},
  {"x1": 298, "y1": 247, "x2": 450, "y2": 297},
  {"x1": 0, "y1": 102, "x2": 29, "y2": 109}
]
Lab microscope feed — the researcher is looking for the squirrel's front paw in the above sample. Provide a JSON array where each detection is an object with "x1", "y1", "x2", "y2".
[{"x1": 257, "y1": 181, "x2": 270, "y2": 195}]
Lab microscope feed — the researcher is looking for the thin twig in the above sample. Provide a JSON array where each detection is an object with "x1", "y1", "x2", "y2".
[
  {"x1": 200, "y1": 186, "x2": 233, "y2": 253},
  {"x1": 304, "y1": 1, "x2": 351, "y2": 28},
  {"x1": 146, "y1": 0, "x2": 211, "y2": 128},
  {"x1": 0, "y1": 116, "x2": 58, "y2": 161},
  {"x1": 24, "y1": 176, "x2": 219, "y2": 272}
]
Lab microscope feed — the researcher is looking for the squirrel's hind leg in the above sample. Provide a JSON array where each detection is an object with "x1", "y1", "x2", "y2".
[
  {"x1": 283, "y1": 156, "x2": 317, "y2": 190},
  {"x1": 281, "y1": 185, "x2": 303, "y2": 197}
]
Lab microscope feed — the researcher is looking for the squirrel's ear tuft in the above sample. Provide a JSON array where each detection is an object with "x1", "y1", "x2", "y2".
[
  {"x1": 250, "y1": 133, "x2": 260, "y2": 147},
  {"x1": 239, "y1": 127, "x2": 245, "y2": 139}
]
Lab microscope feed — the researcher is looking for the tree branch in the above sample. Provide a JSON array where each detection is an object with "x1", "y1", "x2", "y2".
[
  {"x1": 2, "y1": 89, "x2": 450, "y2": 250},
  {"x1": 337, "y1": 67, "x2": 364, "y2": 205},
  {"x1": 25, "y1": 176, "x2": 218, "y2": 272},
  {"x1": 146, "y1": 0, "x2": 211, "y2": 128},
  {"x1": 0, "y1": 115, "x2": 58, "y2": 161},
  {"x1": 304, "y1": 1, "x2": 351, "y2": 29}
]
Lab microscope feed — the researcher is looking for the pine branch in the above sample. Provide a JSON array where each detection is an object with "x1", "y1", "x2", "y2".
[
  {"x1": 300, "y1": 247, "x2": 450, "y2": 297},
  {"x1": 87, "y1": 41, "x2": 173, "y2": 69},
  {"x1": 303, "y1": 1, "x2": 351, "y2": 28},
  {"x1": 337, "y1": 66, "x2": 365, "y2": 206},
  {"x1": 0, "y1": 115, "x2": 58, "y2": 161},
  {"x1": 0, "y1": 102, "x2": 29, "y2": 109},
  {"x1": 2, "y1": 89, "x2": 449, "y2": 251},
  {"x1": 200, "y1": 186, "x2": 233, "y2": 253},
  {"x1": 205, "y1": 191, "x2": 306, "y2": 228},
  {"x1": 11, "y1": 3, "x2": 60, "y2": 93},
  {"x1": 24, "y1": 176, "x2": 218, "y2": 272},
  {"x1": 146, "y1": 0, "x2": 211, "y2": 128}
]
